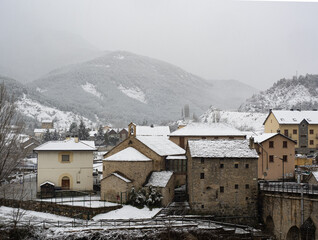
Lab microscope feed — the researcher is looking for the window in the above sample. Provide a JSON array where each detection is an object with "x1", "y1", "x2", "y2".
[
  {"x1": 293, "y1": 129, "x2": 297, "y2": 134},
  {"x1": 220, "y1": 186, "x2": 224, "y2": 193},
  {"x1": 62, "y1": 154, "x2": 70, "y2": 162},
  {"x1": 284, "y1": 129, "x2": 289, "y2": 136},
  {"x1": 202, "y1": 137, "x2": 206, "y2": 139},
  {"x1": 220, "y1": 163, "x2": 224, "y2": 168},
  {"x1": 283, "y1": 141, "x2": 287, "y2": 148},
  {"x1": 269, "y1": 141, "x2": 274, "y2": 148},
  {"x1": 310, "y1": 129, "x2": 314, "y2": 134},
  {"x1": 229, "y1": 137, "x2": 234, "y2": 139},
  {"x1": 200, "y1": 173, "x2": 205, "y2": 179},
  {"x1": 310, "y1": 140, "x2": 314, "y2": 145},
  {"x1": 269, "y1": 155, "x2": 274, "y2": 162},
  {"x1": 234, "y1": 163, "x2": 238, "y2": 168},
  {"x1": 283, "y1": 155, "x2": 287, "y2": 162},
  {"x1": 214, "y1": 137, "x2": 219, "y2": 139},
  {"x1": 201, "y1": 205, "x2": 204, "y2": 209},
  {"x1": 245, "y1": 184, "x2": 249, "y2": 189},
  {"x1": 235, "y1": 184, "x2": 239, "y2": 189},
  {"x1": 245, "y1": 164, "x2": 249, "y2": 168},
  {"x1": 246, "y1": 197, "x2": 249, "y2": 200},
  {"x1": 201, "y1": 158, "x2": 205, "y2": 164}
]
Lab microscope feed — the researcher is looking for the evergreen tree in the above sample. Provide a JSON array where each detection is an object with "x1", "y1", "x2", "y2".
[
  {"x1": 95, "y1": 125, "x2": 105, "y2": 146},
  {"x1": 52, "y1": 130, "x2": 60, "y2": 140},
  {"x1": 78, "y1": 120, "x2": 89, "y2": 140},
  {"x1": 69, "y1": 122, "x2": 78, "y2": 137},
  {"x1": 42, "y1": 129, "x2": 52, "y2": 143}
]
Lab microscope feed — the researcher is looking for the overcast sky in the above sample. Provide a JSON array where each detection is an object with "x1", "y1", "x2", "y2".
[{"x1": 1, "y1": 0, "x2": 318, "y2": 90}]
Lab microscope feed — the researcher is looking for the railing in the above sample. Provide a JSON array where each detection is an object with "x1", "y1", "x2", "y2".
[{"x1": 259, "y1": 182, "x2": 318, "y2": 195}]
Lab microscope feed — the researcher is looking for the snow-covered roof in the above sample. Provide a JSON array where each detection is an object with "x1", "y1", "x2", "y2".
[
  {"x1": 253, "y1": 133, "x2": 278, "y2": 143},
  {"x1": 93, "y1": 163, "x2": 103, "y2": 172},
  {"x1": 136, "y1": 126, "x2": 170, "y2": 137},
  {"x1": 188, "y1": 139, "x2": 259, "y2": 158},
  {"x1": 145, "y1": 171, "x2": 173, "y2": 187},
  {"x1": 111, "y1": 172, "x2": 132, "y2": 183},
  {"x1": 136, "y1": 136, "x2": 186, "y2": 156},
  {"x1": 270, "y1": 110, "x2": 318, "y2": 124},
  {"x1": 166, "y1": 155, "x2": 187, "y2": 160},
  {"x1": 104, "y1": 147, "x2": 152, "y2": 161},
  {"x1": 34, "y1": 128, "x2": 55, "y2": 133},
  {"x1": 42, "y1": 120, "x2": 53, "y2": 123},
  {"x1": 40, "y1": 181, "x2": 55, "y2": 187},
  {"x1": 34, "y1": 138, "x2": 96, "y2": 151},
  {"x1": 89, "y1": 130, "x2": 97, "y2": 137},
  {"x1": 169, "y1": 123, "x2": 246, "y2": 137}
]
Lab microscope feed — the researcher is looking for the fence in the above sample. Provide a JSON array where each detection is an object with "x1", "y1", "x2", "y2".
[{"x1": 259, "y1": 182, "x2": 318, "y2": 195}]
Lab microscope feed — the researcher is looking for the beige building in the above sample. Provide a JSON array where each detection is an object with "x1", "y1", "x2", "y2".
[
  {"x1": 252, "y1": 133, "x2": 296, "y2": 181},
  {"x1": 264, "y1": 110, "x2": 318, "y2": 154},
  {"x1": 187, "y1": 139, "x2": 258, "y2": 220},
  {"x1": 169, "y1": 123, "x2": 246, "y2": 149},
  {"x1": 35, "y1": 138, "x2": 96, "y2": 192}
]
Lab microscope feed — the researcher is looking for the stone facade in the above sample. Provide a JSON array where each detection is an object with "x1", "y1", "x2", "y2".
[
  {"x1": 159, "y1": 174, "x2": 175, "y2": 206},
  {"x1": 187, "y1": 153, "x2": 258, "y2": 221},
  {"x1": 101, "y1": 174, "x2": 133, "y2": 203}
]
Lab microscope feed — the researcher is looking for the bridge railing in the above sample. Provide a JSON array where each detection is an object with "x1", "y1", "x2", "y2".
[{"x1": 259, "y1": 182, "x2": 318, "y2": 195}]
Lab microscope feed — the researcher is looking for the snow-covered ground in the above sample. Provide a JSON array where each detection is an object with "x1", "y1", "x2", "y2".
[
  {"x1": 92, "y1": 205, "x2": 161, "y2": 220},
  {"x1": 81, "y1": 82, "x2": 103, "y2": 99},
  {"x1": 16, "y1": 94, "x2": 95, "y2": 130},
  {"x1": 118, "y1": 84, "x2": 147, "y2": 104}
]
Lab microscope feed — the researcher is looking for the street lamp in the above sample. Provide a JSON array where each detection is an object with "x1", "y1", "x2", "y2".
[{"x1": 274, "y1": 156, "x2": 284, "y2": 189}]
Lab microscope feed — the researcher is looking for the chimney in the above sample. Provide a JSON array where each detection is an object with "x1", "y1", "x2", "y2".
[
  {"x1": 74, "y1": 135, "x2": 79, "y2": 143},
  {"x1": 277, "y1": 129, "x2": 281, "y2": 134},
  {"x1": 249, "y1": 137, "x2": 254, "y2": 149}
]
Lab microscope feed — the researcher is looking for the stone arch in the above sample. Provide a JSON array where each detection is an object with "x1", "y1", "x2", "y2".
[
  {"x1": 58, "y1": 173, "x2": 73, "y2": 190},
  {"x1": 265, "y1": 215, "x2": 275, "y2": 236},
  {"x1": 287, "y1": 226, "x2": 301, "y2": 240},
  {"x1": 300, "y1": 218, "x2": 316, "y2": 240}
]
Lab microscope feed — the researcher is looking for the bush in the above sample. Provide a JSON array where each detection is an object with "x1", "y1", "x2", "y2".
[{"x1": 128, "y1": 186, "x2": 162, "y2": 209}]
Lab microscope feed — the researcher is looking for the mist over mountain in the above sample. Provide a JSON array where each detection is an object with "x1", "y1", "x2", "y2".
[
  {"x1": 0, "y1": 29, "x2": 102, "y2": 83},
  {"x1": 27, "y1": 51, "x2": 257, "y2": 125},
  {"x1": 239, "y1": 74, "x2": 318, "y2": 112}
]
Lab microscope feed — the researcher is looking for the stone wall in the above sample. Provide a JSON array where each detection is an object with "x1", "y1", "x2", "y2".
[
  {"x1": 101, "y1": 174, "x2": 132, "y2": 203},
  {"x1": 0, "y1": 198, "x2": 121, "y2": 220}
]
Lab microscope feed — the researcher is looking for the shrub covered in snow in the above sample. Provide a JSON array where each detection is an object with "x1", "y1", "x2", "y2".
[{"x1": 128, "y1": 186, "x2": 162, "y2": 209}]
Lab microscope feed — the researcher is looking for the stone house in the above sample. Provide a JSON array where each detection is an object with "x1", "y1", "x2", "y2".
[
  {"x1": 264, "y1": 109, "x2": 318, "y2": 154},
  {"x1": 41, "y1": 120, "x2": 54, "y2": 129},
  {"x1": 187, "y1": 139, "x2": 258, "y2": 221},
  {"x1": 307, "y1": 171, "x2": 318, "y2": 185},
  {"x1": 251, "y1": 133, "x2": 296, "y2": 181},
  {"x1": 34, "y1": 138, "x2": 96, "y2": 192},
  {"x1": 101, "y1": 124, "x2": 185, "y2": 205},
  {"x1": 169, "y1": 123, "x2": 246, "y2": 149}
]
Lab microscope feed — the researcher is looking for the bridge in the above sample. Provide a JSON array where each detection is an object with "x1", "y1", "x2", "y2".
[{"x1": 260, "y1": 182, "x2": 318, "y2": 240}]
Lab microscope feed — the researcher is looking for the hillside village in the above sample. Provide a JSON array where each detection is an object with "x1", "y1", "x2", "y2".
[{"x1": 2, "y1": 91, "x2": 318, "y2": 239}]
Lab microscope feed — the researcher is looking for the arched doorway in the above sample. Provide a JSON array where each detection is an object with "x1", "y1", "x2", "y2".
[
  {"x1": 61, "y1": 176, "x2": 70, "y2": 190},
  {"x1": 265, "y1": 216, "x2": 275, "y2": 236},
  {"x1": 287, "y1": 226, "x2": 300, "y2": 240},
  {"x1": 301, "y1": 218, "x2": 316, "y2": 240}
]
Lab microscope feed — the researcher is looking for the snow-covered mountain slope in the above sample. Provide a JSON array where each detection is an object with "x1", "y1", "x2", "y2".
[
  {"x1": 200, "y1": 106, "x2": 267, "y2": 132},
  {"x1": 239, "y1": 74, "x2": 318, "y2": 112},
  {"x1": 16, "y1": 94, "x2": 95, "y2": 130},
  {"x1": 29, "y1": 51, "x2": 257, "y2": 125}
]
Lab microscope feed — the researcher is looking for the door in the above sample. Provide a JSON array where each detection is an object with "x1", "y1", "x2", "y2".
[{"x1": 61, "y1": 176, "x2": 70, "y2": 190}]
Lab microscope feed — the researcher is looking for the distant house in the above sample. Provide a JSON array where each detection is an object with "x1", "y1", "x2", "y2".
[
  {"x1": 34, "y1": 138, "x2": 96, "y2": 192},
  {"x1": 169, "y1": 123, "x2": 246, "y2": 149},
  {"x1": 264, "y1": 109, "x2": 318, "y2": 154},
  {"x1": 128, "y1": 122, "x2": 170, "y2": 138},
  {"x1": 41, "y1": 120, "x2": 54, "y2": 129},
  {"x1": 252, "y1": 133, "x2": 296, "y2": 180},
  {"x1": 34, "y1": 128, "x2": 55, "y2": 140},
  {"x1": 118, "y1": 128, "x2": 128, "y2": 142},
  {"x1": 187, "y1": 139, "x2": 258, "y2": 221}
]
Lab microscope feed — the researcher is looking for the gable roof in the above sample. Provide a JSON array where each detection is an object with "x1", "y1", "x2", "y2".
[
  {"x1": 169, "y1": 123, "x2": 245, "y2": 137},
  {"x1": 265, "y1": 110, "x2": 318, "y2": 125},
  {"x1": 145, "y1": 171, "x2": 173, "y2": 187},
  {"x1": 136, "y1": 136, "x2": 185, "y2": 156},
  {"x1": 188, "y1": 139, "x2": 258, "y2": 158},
  {"x1": 103, "y1": 147, "x2": 152, "y2": 161},
  {"x1": 34, "y1": 138, "x2": 96, "y2": 151},
  {"x1": 102, "y1": 172, "x2": 132, "y2": 183},
  {"x1": 253, "y1": 133, "x2": 296, "y2": 144}
]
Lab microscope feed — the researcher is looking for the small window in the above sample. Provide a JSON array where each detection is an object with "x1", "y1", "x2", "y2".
[
  {"x1": 246, "y1": 197, "x2": 249, "y2": 200},
  {"x1": 201, "y1": 205, "x2": 204, "y2": 209},
  {"x1": 293, "y1": 129, "x2": 297, "y2": 134},
  {"x1": 269, "y1": 155, "x2": 274, "y2": 162},
  {"x1": 245, "y1": 164, "x2": 249, "y2": 168},
  {"x1": 234, "y1": 164, "x2": 238, "y2": 168},
  {"x1": 220, "y1": 186, "x2": 224, "y2": 193},
  {"x1": 245, "y1": 184, "x2": 249, "y2": 189},
  {"x1": 310, "y1": 140, "x2": 314, "y2": 145},
  {"x1": 235, "y1": 184, "x2": 239, "y2": 189},
  {"x1": 202, "y1": 137, "x2": 206, "y2": 139},
  {"x1": 283, "y1": 155, "x2": 287, "y2": 162},
  {"x1": 283, "y1": 141, "x2": 287, "y2": 148},
  {"x1": 62, "y1": 154, "x2": 70, "y2": 162},
  {"x1": 201, "y1": 158, "x2": 205, "y2": 164},
  {"x1": 200, "y1": 173, "x2": 205, "y2": 179},
  {"x1": 214, "y1": 137, "x2": 219, "y2": 139},
  {"x1": 229, "y1": 137, "x2": 234, "y2": 139},
  {"x1": 269, "y1": 141, "x2": 274, "y2": 148},
  {"x1": 220, "y1": 163, "x2": 224, "y2": 168},
  {"x1": 310, "y1": 129, "x2": 314, "y2": 134},
  {"x1": 284, "y1": 129, "x2": 288, "y2": 136}
]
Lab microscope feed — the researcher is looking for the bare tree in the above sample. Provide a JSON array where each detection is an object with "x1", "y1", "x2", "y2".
[{"x1": 0, "y1": 83, "x2": 26, "y2": 182}]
